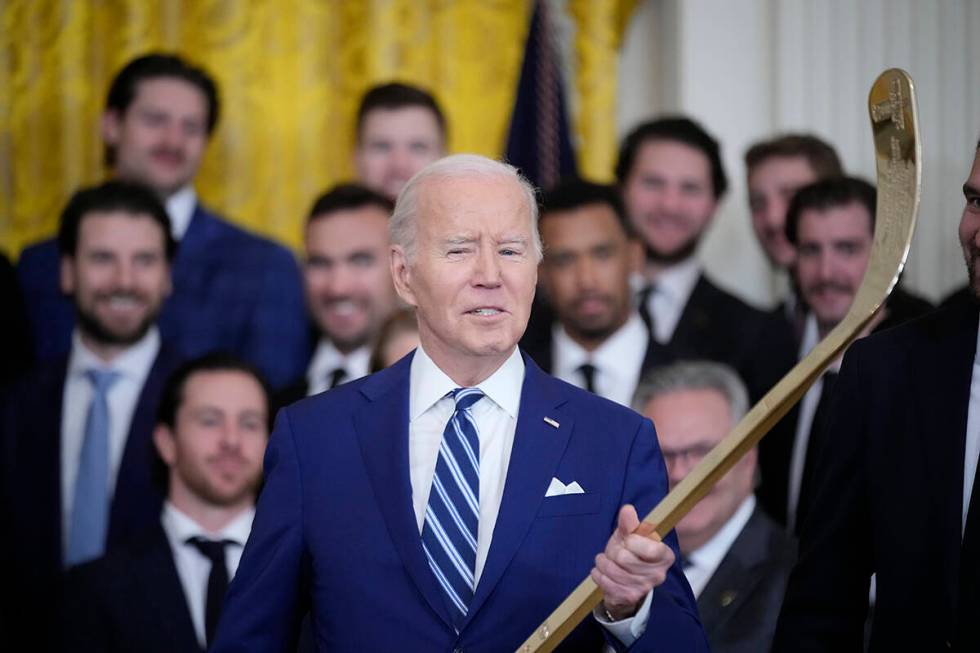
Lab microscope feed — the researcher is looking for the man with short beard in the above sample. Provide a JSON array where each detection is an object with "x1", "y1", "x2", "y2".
[
  {"x1": 527, "y1": 178, "x2": 672, "y2": 406},
  {"x1": 1, "y1": 180, "x2": 182, "y2": 650},
  {"x1": 276, "y1": 184, "x2": 399, "y2": 408},
  {"x1": 616, "y1": 117, "x2": 795, "y2": 405},
  {"x1": 63, "y1": 353, "x2": 270, "y2": 653},
  {"x1": 772, "y1": 142, "x2": 980, "y2": 652}
]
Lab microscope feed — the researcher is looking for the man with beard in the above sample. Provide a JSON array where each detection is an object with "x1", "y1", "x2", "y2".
[
  {"x1": 354, "y1": 82, "x2": 447, "y2": 201},
  {"x1": 63, "y1": 353, "x2": 270, "y2": 653},
  {"x1": 759, "y1": 176, "x2": 932, "y2": 530},
  {"x1": 526, "y1": 178, "x2": 672, "y2": 406},
  {"x1": 276, "y1": 184, "x2": 399, "y2": 408},
  {"x1": 1, "y1": 181, "x2": 182, "y2": 650},
  {"x1": 773, "y1": 143, "x2": 980, "y2": 652},
  {"x1": 617, "y1": 117, "x2": 796, "y2": 404},
  {"x1": 16, "y1": 52, "x2": 307, "y2": 389}
]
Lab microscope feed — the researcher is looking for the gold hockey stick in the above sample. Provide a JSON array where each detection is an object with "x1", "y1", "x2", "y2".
[{"x1": 515, "y1": 68, "x2": 922, "y2": 653}]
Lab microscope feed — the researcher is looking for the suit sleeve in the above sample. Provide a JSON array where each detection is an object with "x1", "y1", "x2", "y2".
[
  {"x1": 772, "y1": 342, "x2": 873, "y2": 651},
  {"x1": 211, "y1": 408, "x2": 309, "y2": 652},
  {"x1": 613, "y1": 418, "x2": 710, "y2": 652}
]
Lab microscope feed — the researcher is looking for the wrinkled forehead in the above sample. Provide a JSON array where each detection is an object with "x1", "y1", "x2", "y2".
[{"x1": 417, "y1": 173, "x2": 532, "y2": 232}]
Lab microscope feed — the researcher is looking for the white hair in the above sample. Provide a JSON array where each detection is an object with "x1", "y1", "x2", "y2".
[
  {"x1": 632, "y1": 360, "x2": 749, "y2": 427},
  {"x1": 389, "y1": 153, "x2": 543, "y2": 263}
]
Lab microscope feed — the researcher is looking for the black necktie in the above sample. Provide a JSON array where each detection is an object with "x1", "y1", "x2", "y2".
[
  {"x1": 328, "y1": 367, "x2": 347, "y2": 389},
  {"x1": 578, "y1": 363, "x2": 597, "y2": 394},
  {"x1": 957, "y1": 461, "x2": 980, "y2": 648},
  {"x1": 796, "y1": 371, "x2": 838, "y2": 534},
  {"x1": 187, "y1": 537, "x2": 233, "y2": 646},
  {"x1": 637, "y1": 284, "x2": 656, "y2": 337}
]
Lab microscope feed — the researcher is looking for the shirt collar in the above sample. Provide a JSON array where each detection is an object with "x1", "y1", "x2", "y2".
[
  {"x1": 409, "y1": 344, "x2": 524, "y2": 421},
  {"x1": 161, "y1": 501, "x2": 255, "y2": 546},
  {"x1": 166, "y1": 186, "x2": 197, "y2": 241},
  {"x1": 307, "y1": 338, "x2": 371, "y2": 387},
  {"x1": 652, "y1": 256, "x2": 702, "y2": 305},
  {"x1": 687, "y1": 494, "x2": 756, "y2": 570},
  {"x1": 553, "y1": 312, "x2": 647, "y2": 379},
  {"x1": 67, "y1": 326, "x2": 161, "y2": 381}
]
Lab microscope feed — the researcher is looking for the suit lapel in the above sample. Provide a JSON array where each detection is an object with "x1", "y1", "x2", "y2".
[
  {"x1": 135, "y1": 526, "x2": 203, "y2": 653},
  {"x1": 669, "y1": 274, "x2": 713, "y2": 352},
  {"x1": 463, "y1": 356, "x2": 573, "y2": 626},
  {"x1": 353, "y1": 356, "x2": 455, "y2": 630}
]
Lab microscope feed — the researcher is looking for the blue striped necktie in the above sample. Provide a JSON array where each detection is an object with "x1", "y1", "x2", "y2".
[
  {"x1": 421, "y1": 387, "x2": 484, "y2": 629},
  {"x1": 66, "y1": 368, "x2": 120, "y2": 567}
]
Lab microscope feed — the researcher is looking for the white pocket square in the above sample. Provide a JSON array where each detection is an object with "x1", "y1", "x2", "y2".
[{"x1": 545, "y1": 477, "x2": 586, "y2": 497}]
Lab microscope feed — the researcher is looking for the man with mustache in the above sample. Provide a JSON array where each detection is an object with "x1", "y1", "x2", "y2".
[
  {"x1": 527, "y1": 178, "x2": 671, "y2": 406},
  {"x1": 63, "y1": 353, "x2": 270, "y2": 653},
  {"x1": 773, "y1": 142, "x2": 980, "y2": 652},
  {"x1": 1, "y1": 181, "x2": 183, "y2": 650},
  {"x1": 761, "y1": 176, "x2": 931, "y2": 531},
  {"x1": 16, "y1": 52, "x2": 307, "y2": 389},
  {"x1": 616, "y1": 117, "x2": 796, "y2": 405},
  {"x1": 276, "y1": 183, "x2": 399, "y2": 408}
]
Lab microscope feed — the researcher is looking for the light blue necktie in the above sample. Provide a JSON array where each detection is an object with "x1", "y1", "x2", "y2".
[
  {"x1": 421, "y1": 387, "x2": 484, "y2": 629},
  {"x1": 66, "y1": 368, "x2": 120, "y2": 567}
]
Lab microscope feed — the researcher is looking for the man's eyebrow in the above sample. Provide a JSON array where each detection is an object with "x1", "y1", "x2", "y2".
[{"x1": 964, "y1": 183, "x2": 980, "y2": 197}]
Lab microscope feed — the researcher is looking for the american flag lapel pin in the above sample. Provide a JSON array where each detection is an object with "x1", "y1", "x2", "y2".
[{"x1": 543, "y1": 417, "x2": 560, "y2": 429}]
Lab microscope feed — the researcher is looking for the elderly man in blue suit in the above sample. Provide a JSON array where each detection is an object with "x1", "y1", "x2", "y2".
[
  {"x1": 16, "y1": 53, "x2": 307, "y2": 389},
  {"x1": 213, "y1": 155, "x2": 707, "y2": 652}
]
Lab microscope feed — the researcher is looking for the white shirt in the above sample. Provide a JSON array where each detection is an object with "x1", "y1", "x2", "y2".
[
  {"x1": 161, "y1": 502, "x2": 254, "y2": 648},
  {"x1": 60, "y1": 327, "x2": 160, "y2": 553},
  {"x1": 786, "y1": 314, "x2": 842, "y2": 532},
  {"x1": 551, "y1": 312, "x2": 650, "y2": 407},
  {"x1": 408, "y1": 345, "x2": 650, "y2": 645},
  {"x1": 963, "y1": 322, "x2": 980, "y2": 534},
  {"x1": 637, "y1": 257, "x2": 702, "y2": 344},
  {"x1": 683, "y1": 495, "x2": 756, "y2": 598},
  {"x1": 166, "y1": 186, "x2": 197, "y2": 241},
  {"x1": 306, "y1": 339, "x2": 371, "y2": 396}
]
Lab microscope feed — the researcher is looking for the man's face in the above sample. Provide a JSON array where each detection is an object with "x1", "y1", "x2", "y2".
[
  {"x1": 642, "y1": 388, "x2": 754, "y2": 554},
  {"x1": 748, "y1": 155, "x2": 819, "y2": 269},
  {"x1": 391, "y1": 175, "x2": 537, "y2": 379},
  {"x1": 102, "y1": 77, "x2": 210, "y2": 196},
  {"x1": 621, "y1": 140, "x2": 718, "y2": 265},
  {"x1": 155, "y1": 370, "x2": 268, "y2": 507},
  {"x1": 60, "y1": 211, "x2": 172, "y2": 347},
  {"x1": 355, "y1": 107, "x2": 445, "y2": 200},
  {"x1": 795, "y1": 202, "x2": 873, "y2": 335},
  {"x1": 540, "y1": 203, "x2": 640, "y2": 345},
  {"x1": 304, "y1": 206, "x2": 398, "y2": 352},
  {"x1": 958, "y1": 150, "x2": 980, "y2": 299}
]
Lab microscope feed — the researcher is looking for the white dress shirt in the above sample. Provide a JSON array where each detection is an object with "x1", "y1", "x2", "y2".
[
  {"x1": 408, "y1": 345, "x2": 650, "y2": 645},
  {"x1": 963, "y1": 323, "x2": 980, "y2": 534},
  {"x1": 683, "y1": 495, "x2": 756, "y2": 598},
  {"x1": 60, "y1": 327, "x2": 160, "y2": 552},
  {"x1": 637, "y1": 257, "x2": 702, "y2": 344},
  {"x1": 306, "y1": 339, "x2": 371, "y2": 396},
  {"x1": 161, "y1": 502, "x2": 254, "y2": 648},
  {"x1": 166, "y1": 185, "x2": 197, "y2": 241},
  {"x1": 551, "y1": 312, "x2": 650, "y2": 407}
]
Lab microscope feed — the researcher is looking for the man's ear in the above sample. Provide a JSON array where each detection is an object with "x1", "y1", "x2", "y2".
[
  {"x1": 153, "y1": 424, "x2": 178, "y2": 466},
  {"x1": 627, "y1": 238, "x2": 645, "y2": 274},
  {"x1": 390, "y1": 245, "x2": 418, "y2": 307},
  {"x1": 59, "y1": 256, "x2": 75, "y2": 296},
  {"x1": 101, "y1": 110, "x2": 122, "y2": 145}
]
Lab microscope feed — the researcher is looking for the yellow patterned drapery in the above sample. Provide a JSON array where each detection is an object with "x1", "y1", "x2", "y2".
[{"x1": 1, "y1": 0, "x2": 638, "y2": 258}]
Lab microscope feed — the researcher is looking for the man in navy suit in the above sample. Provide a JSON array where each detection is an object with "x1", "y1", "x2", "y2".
[
  {"x1": 15, "y1": 52, "x2": 307, "y2": 388},
  {"x1": 212, "y1": 155, "x2": 707, "y2": 651},
  {"x1": 64, "y1": 353, "x2": 270, "y2": 653},
  {"x1": 1, "y1": 181, "x2": 183, "y2": 650}
]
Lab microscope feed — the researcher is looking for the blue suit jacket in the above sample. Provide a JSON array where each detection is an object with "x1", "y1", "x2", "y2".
[
  {"x1": 15, "y1": 204, "x2": 308, "y2": 388},
  {"x1": 212, "y1": 351, "x2": 707, "y2": 652}
]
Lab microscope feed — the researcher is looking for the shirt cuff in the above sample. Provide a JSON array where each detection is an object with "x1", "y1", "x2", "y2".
[{"x1": 593, "y1": 590, "x2": 653, "y2": 647}]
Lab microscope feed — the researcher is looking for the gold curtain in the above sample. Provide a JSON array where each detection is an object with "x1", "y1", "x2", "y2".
[{"x1": 1, "y1": 0, "x2": 637, "y2": 258}]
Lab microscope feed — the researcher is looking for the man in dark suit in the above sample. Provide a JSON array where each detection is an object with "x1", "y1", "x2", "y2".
[
  {"x1": 524, "y1": 178, "x2": 671, "y2": 406},
  {"x1": 212, "y1": 155, "x2": 707, "y2": 651},
  {"x1": 771, "y1": 144, "x2": 980, "y2": 651},
  {"x1": 1, "y1": 181, "x2": 183, "y2": 650},
  {"x1": 757, "y1": 177, "x2": 933, "y2": 529},
  {"x1": 616, "y1": 117, "x2": 796, "y2": 405},
  {"x1": 64, "y1": 353, "x2": 270, "y2": 653},
  {"x1": 276, "y1": 184, "x2": 399, "y2": 408},
  {"x1": 635, "y1": 360, "x2": 795, "y2": 653},
  {"x1": 15, "y1": 52, "x2": 307, "y2": 389}
]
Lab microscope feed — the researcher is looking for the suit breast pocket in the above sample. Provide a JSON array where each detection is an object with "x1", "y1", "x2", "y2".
[{"x1": 537, "y1": 492, "x2": 602, "y2": 517}]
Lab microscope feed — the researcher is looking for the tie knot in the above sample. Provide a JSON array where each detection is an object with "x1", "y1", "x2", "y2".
[
  {"x1": 328, "y1": 367, "x2": 348, "y2": 389},
  {"x1": 451, "y1": 387, "x2": 484, "y2": 412},
  {"x1": 85, "y1": 368, "x2": 120, "y2": 394},
  {"x1": 187, "y1": 536, "x2": 233, "y2": 565}
]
